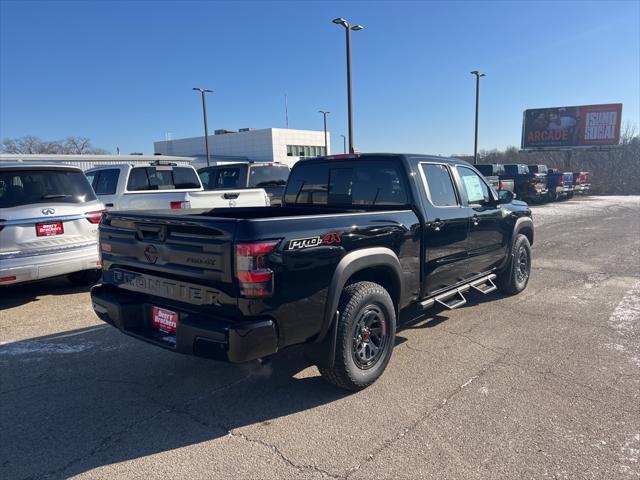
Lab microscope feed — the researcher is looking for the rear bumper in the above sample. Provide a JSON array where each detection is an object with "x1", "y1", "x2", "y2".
[
  {"x1": 574, "y1": 184, "x2": 591, "y2": 194},
  {"x1": 90, "y1": 284, "x2": 278, "y2": 363},
  {"x1": 0, "y1": 242, "x2": 100, "y2": 285}
]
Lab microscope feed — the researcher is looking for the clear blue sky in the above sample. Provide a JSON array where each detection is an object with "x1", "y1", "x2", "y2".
[{"x1": 1, "y1": 0, "x2": 638, "y2": 156}]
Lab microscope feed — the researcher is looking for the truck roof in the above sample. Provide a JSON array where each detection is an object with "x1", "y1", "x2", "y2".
[
  {"x1": 0, "y1": 162, "x2": 83, "y2": 171},
  {"x1": 299, "y1": 153, "x2": 472, "y2": 168}
]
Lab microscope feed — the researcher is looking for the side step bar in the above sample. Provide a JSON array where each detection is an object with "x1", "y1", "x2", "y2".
[
  {"x1": 420, "y1": 274, "x2": 497, "y2": 310},
  {"x1": 470, "y1": 276, "x2": 497, "y2": 295}
]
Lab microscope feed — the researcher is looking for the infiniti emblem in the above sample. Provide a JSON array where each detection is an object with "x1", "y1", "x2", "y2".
[
  {"x1": 42, "y1": 208, "x2": 55, "y2": 215},
  {"x1": 144, "y1": 245, "x2": 159, "y2": 264}
]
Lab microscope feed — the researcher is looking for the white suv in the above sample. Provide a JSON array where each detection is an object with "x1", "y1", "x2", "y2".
[{"x1": 0, "y1": 163, "x2": 105, "y2": 286}]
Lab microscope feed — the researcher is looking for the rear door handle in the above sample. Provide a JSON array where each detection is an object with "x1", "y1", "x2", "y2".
[{"x1": 431, "y1": 219, "x2": 445, "y2": 232}]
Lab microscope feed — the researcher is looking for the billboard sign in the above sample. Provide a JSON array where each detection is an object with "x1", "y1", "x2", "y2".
[{"x1": 521, "y1": 103, "x2": 622, "y2": 149}]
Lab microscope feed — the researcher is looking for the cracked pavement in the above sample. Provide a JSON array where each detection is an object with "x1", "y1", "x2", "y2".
[{"x1": 1, "y1": 195, "x2": 639, "y2": 479}]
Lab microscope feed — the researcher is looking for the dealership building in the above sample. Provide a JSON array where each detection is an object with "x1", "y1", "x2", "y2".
[{"x1": 153, "y1": 128, "x2": 329, "y2": 167}]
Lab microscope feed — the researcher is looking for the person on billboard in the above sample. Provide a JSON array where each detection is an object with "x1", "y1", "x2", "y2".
[
  {"x1": 547, "y1": 108, "x2": 577, "y2": 131},
  {"x1": 532, "y1": 112, "x2": 548, "y2": 130}
]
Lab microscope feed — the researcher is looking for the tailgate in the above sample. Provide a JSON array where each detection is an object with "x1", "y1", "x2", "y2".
[
  {"x1": 188, "y1": 189, "x2": 268, "y2": 208},
  {"x1": 99, "y1": 211, "x2": 239, "y2": 310}
]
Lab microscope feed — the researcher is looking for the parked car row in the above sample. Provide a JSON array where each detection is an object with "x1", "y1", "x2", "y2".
[
  {"x1": 0, "y1": 160, "x2": 289, "y2": 287},
  {"x1": 0, "y1": 156, "x2": 589, "y2": 289},
  {"x1": 85, "y1": 161, "x2": 275, "y2": 210},
  {"x1": 476, "y1": 163, "x2": 591, "y2": 203}
]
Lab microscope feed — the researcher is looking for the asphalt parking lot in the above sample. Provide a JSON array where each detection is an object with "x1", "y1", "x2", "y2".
[{"x1": 1, "y1": 196, "x2": 639, "y2": 480}]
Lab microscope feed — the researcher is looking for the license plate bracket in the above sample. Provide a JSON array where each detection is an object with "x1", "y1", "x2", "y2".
[
  {"x1": 152, "y1": 306, "x2": 178, "y2": 335},
  {"x1": 36, "y1": 222, "x2": 64, "y2": 236}
]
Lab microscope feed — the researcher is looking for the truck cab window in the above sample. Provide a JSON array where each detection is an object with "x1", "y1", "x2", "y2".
[
  {"x1": 215, "y1": 168, "x2": 241, "y2": 189},
  {"x1": 420, "y1": 164, "x2": 458, "y2": 207},
  {"x1": 93, "y1": 169, "x2": 120, "y2": 195},
  {"x1": 284, "y1": 160, "x2": 408, "y2": 207},
  {"x1": 457, "y1": 166, "x2": 493, "y2": 205}
]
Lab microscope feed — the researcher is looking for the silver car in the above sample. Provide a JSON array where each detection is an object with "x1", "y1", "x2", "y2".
[{"x1": 0, "y1": 163, "x2": 105, "y2": 286}]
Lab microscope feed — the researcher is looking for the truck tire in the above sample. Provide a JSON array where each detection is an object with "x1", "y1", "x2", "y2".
[
  {"x1": 318, "y1": 281, "x2": 396, "y2": 391},
  {"x1": 67, "y1": 270, "x2": 102, "y2": 286},
  {"x1": 496, "y1": 234, "x2": 531, "y2": 295}
]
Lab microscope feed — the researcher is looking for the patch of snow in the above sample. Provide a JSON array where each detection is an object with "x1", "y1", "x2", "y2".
[
  {"x1": 0, "y1": 340, "x2": 95, "y2": 356},
  {"x1": 607, "y1": 281, "x2": 640, "y2": 369},
  {"x1": 619, "y1": 433, "x2": 640, "y2": 476},
  {"x1": 531, "y1": 196, "x2": 640, "y2": 227}
]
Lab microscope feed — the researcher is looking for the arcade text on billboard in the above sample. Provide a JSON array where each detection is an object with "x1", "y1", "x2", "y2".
[{"x1": 521, "y1": 103, "x2": 622, "y2": 149}]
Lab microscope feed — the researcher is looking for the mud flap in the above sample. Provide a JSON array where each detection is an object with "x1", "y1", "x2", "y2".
[{"x1": 303, "y1": 311, "x2": 339, "y2": 369}]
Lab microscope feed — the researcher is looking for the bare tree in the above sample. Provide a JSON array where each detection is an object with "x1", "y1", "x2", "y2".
[{"x1": 0, "y1": 136, "x2": 109, "y2": 154}]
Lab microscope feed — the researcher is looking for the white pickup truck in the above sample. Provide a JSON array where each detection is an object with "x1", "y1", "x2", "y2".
[{"x1": 85, "y1": 162, "x2": 270, "y2": 211}]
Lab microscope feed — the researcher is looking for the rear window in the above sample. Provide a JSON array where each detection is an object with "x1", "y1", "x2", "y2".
[
  {"x1": 475, "y1": 165, "x2": 493, "y2": 176},
  {"x1": 248, "y1": 165, "x2": 290, "y2": 188},
  {"x1": 87, "y1": 168, "x2": 120, "y2": 195},
  {"x1": 283, "y1": 160, "x2": 409, "y2": 207},
  {"x1": 126, "y1": 167, "x2": 200, "y2": 191},
  {"x1": 0, "y1": 169, "x2": 97, "y2": 208},
  {"x1": 529, "y1": 165, "x2": 548, "y2": 174},
  {"x1": 504, "y1": 164, "x2": 529, "y2": 175}
]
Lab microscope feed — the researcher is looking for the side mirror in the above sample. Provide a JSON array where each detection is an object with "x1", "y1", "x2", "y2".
[{"x1": 498, "y1": 189, "x2": 514, "y2": 204}]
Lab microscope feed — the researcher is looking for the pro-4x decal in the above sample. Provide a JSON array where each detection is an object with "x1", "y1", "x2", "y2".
[{"x1": 287, "y1": 232, "x2": 343, "y2": 250}]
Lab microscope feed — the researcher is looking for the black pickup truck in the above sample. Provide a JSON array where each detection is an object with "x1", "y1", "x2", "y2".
[
  {"x1": 92, "y1": 154, "x2": 534, "y2": 390},
  {"x1": 502, "y1": 164, "x2": 548, "y2": 202}
]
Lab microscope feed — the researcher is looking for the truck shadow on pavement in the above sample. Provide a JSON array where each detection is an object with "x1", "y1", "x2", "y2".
[
  {"x1": 0, "y1": 277, "x2": 93, "y2": 309},
  {"x1": 0, "y1": 326, "x2": 352, "y2": 479}
]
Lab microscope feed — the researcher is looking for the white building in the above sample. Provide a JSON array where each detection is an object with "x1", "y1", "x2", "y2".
[
  {"x1": 154, "y1": 128, "x2": 329, "y2": 168},
  {"x1": 0, "y1": 154, "x2": 196, "y2": 171}
]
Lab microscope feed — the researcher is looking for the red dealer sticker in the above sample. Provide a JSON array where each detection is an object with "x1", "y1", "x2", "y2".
[
  {"x1": 36, "y1": 222, "x2": 64, "y2": 236},
  {"x1": 152, "y1": 307, "x2": 178, "y2": 334}
]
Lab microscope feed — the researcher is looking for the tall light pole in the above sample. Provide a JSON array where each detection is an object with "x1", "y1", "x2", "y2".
[
  {"x1": 319, "y1": 110, "x2": 330, "y2": 155},
  {"x1": 332, "y1": 17, "x2": 364, "y2": 154},
  {"x1": 340, "y1": 134, "x2": 346, "y2": 154},
  {"x1": 470, "y1": 71, "x2": 485, "y2": 165},
  {"x1": 192, "y1": 87, "x2": 213, "y2": 167}
]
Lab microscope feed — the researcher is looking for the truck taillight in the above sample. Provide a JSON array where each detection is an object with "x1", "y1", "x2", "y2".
[
  {"x1": 85, "y1": 210, "x2": 106, "y2": 224},
  {"x1": 235, "y1": 241, "x2": 279, "y2": 298},
  {"x1": 170, "y1": 201, "x2": 191, "y2": 209}
]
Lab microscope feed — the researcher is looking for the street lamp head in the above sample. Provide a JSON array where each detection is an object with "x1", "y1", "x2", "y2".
[
  {"x1": 332, "y1": 17, "x2": 348, "y2": 27},
  {"x1": 351, "y1": 25, "x2": 364, "y2": 31},
  {"x1": 319, "y1": 110, "x2": 330, "y2": 115},
  {"x1": 192, "y1": 87, "x2": 213, "y2": 93},
  {"x1": 470, "y1": 70, "x2": 486, "y2": 77}
]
